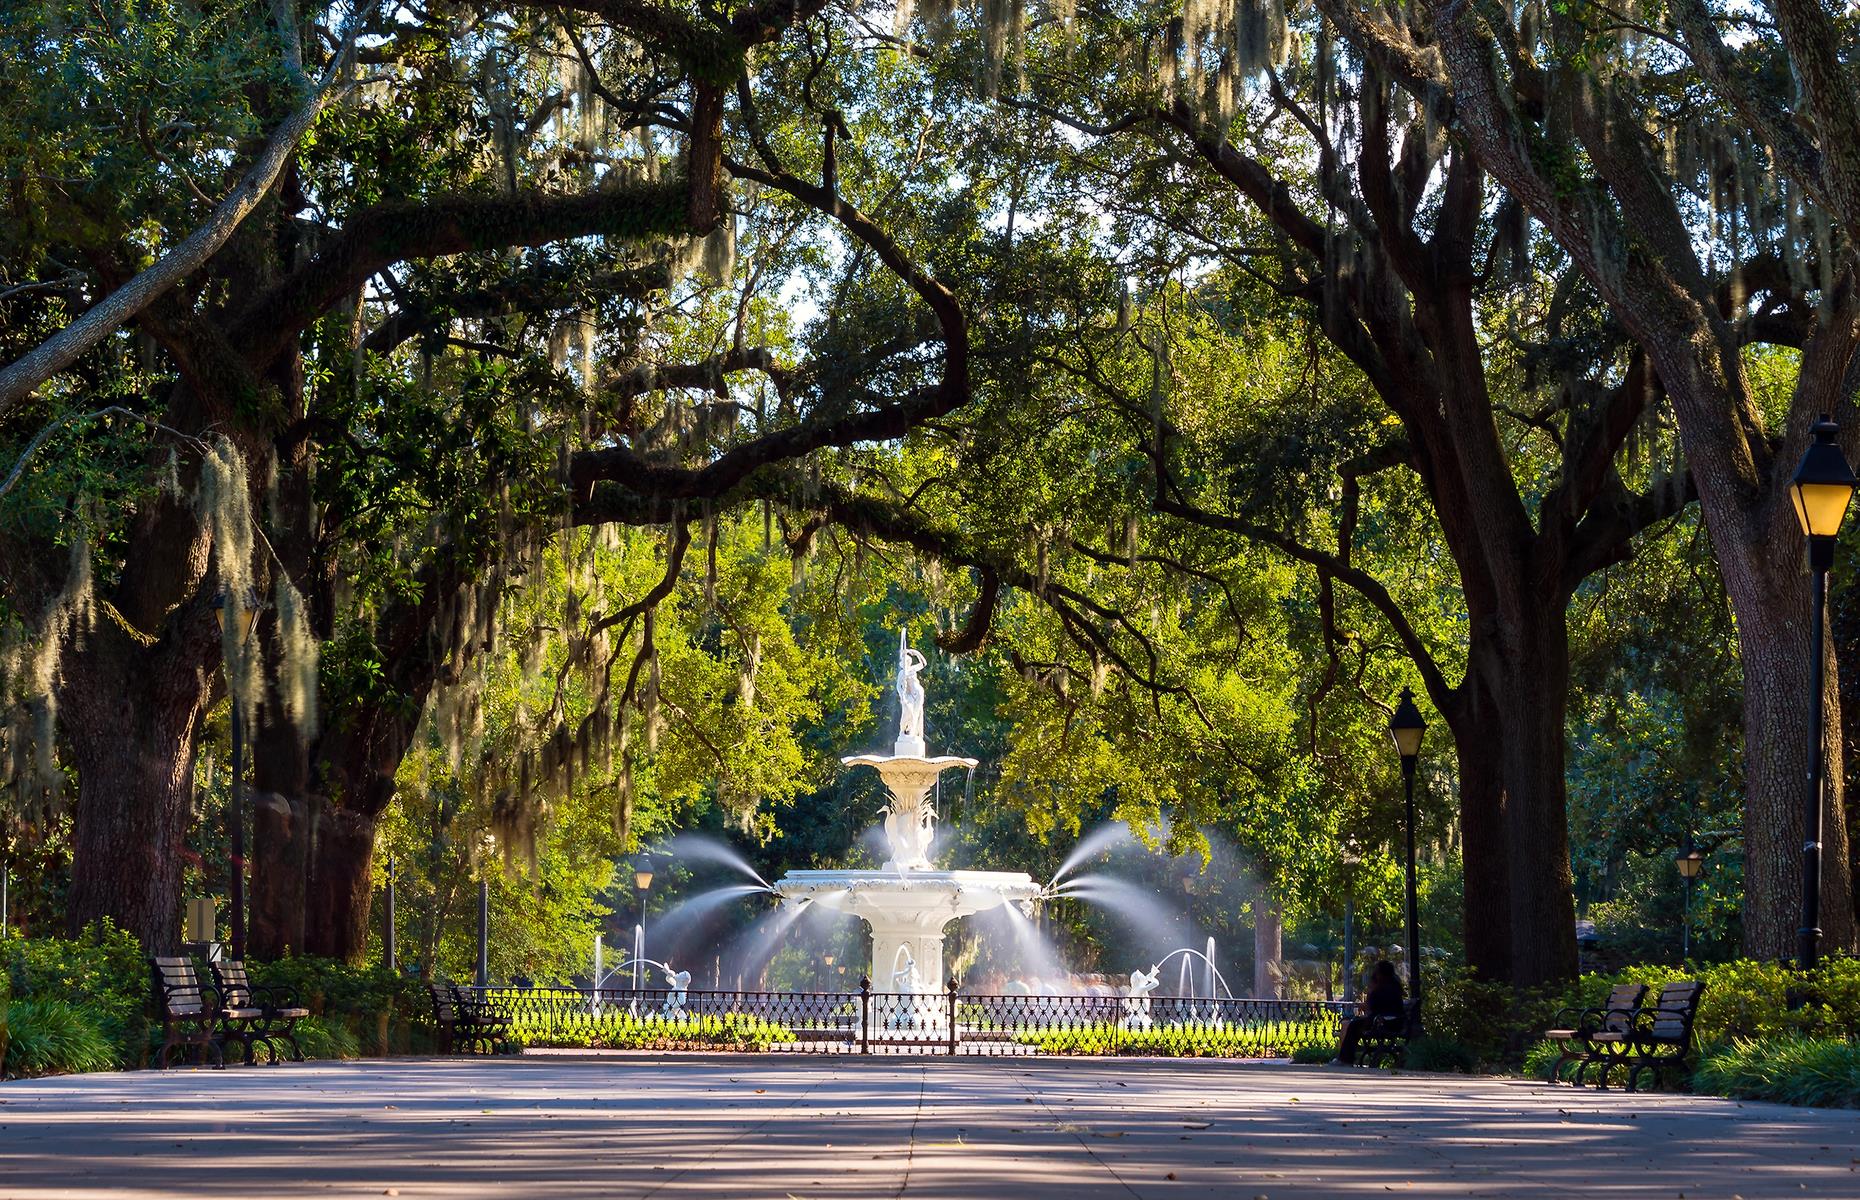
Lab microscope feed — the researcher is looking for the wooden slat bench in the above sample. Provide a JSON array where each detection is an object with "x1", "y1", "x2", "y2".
[
  {"x1": 1543, "y1": 981, "x2": 1647, "y2": 1086},
  {"x1": 1600, "y1": 980, "x2": 1705, "y2": 1092},
  {"x1": 428, "y1": 982, "x2": 510, "y2": 1054},
  {"x1": 212, "y1": 960, "x2": 309, "y2": 1064},
  {"x1": 150, "y1": 957, "x2": 227, "y2": 1069}
]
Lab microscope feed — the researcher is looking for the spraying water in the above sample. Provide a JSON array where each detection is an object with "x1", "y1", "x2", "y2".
[
  {"x1": 648, "y1": 883, "x2": 772, "y2": 962},
  {"x1": 1153, "y1": 945, "x2": 1236, "y2": 999},
  {"x1": 1051, "y1": 873, "x2": 1197, "y2": 952},
  {"x1": 1049, "y1": 824, "x2": 1137, "y2": 888},
  {"x1": 661, "y1": 833, "x2": 772, "y2": 889}
]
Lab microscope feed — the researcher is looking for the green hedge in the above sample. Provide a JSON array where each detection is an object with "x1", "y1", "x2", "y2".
[
  {"x1": 510, "y1": 1010, "x2": 795, "y2": 1051},
  {"x1": 1423, "y1": 955, "x2": 1860, "y2": 1074},
  {"x1": 0, "y1": 929, "x2": 442, "y2": 1076},
  {"x1": 1016, "y1": 1018, "x2": 1334, "y2": 1058}
]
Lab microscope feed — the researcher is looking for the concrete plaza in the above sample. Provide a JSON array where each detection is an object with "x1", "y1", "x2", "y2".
[{"x1": 2, "y1": 1053, "x2": 1856, "y2": 1198}]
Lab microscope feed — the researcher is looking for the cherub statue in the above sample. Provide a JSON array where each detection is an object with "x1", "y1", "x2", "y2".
[
  {"x1": 1122, "y1": 965, "x2": 1161, "y2": 1030},
  {"x1": 663, "y1": 966, "x2": 691, "y2": 1017},
  {"x1": 892, "y1": 945, "x2": 922, "y2": 994}
]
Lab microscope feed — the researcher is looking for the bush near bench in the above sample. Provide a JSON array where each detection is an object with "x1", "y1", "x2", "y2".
[
  {"x1": 1420, "y1": 956, "x2": 1860, "y2": 1068},
  {"x1": 2, "y1": 921, "x2": 147, "y2": 1075},
  {"x1": 0, "y1": 926, "x2": 437, "y2": 1076}
]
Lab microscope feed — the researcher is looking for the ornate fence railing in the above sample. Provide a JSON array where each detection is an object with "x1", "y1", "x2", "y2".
[{"x1": 464, "y1": 983, "x2": 1347, "y2": 1058}]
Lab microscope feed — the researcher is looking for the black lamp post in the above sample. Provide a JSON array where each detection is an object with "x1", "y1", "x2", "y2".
[
  {"x1": 211, "y1": 589, "x2": 263, "y2": 961},
  {"x1": 1788, "y1": 415, "x2": 1857, "y2": 971},
  {"x1": 1388, "y1": 688, "x2": 1426, "y2": 1011},
  {"x1": 384, "y1": 856, "x2": 397, "y2": 974},
  {"x1": 1674, "y1": 836, "x2": 1705, "y2": 962},
  {"x1": 633, "y1": 859, "x2": 654, "y2": 990}
]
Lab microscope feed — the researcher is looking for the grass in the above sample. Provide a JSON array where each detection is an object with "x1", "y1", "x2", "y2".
[{"x1": 1693, "y1": 1036, "x2": 1860, "y2": 1109}]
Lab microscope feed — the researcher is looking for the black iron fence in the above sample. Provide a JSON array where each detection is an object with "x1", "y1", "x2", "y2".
[{"x1": 465, "y1": 983, "x2": 1347, "y2": 1058}]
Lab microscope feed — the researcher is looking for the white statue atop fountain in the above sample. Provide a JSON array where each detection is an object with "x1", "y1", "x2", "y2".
[{"x1": 895, "y1": 630, "x2": 927, "y2": 757}]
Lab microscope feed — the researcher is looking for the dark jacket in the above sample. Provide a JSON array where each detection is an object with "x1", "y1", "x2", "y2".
[{"x1": 1365, "y1": 977, "x2": 1405, "y2": 1019}]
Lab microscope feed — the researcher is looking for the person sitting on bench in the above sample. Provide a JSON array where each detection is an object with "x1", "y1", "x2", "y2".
[{"x1": 1335, "y1": 960, "x2": 1404, "y2": 1064}]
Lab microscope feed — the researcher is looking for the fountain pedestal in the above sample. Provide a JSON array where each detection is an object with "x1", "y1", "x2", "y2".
[{"x1": 773, "y1": 869, "x2": 1043, "y2": 994}]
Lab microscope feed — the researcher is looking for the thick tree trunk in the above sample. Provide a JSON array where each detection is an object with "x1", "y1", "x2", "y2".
[
  {"x1": 249, "y1": 691, "x2": 312, "y2": 959},
  {"x1": 248, "y1": 790, "x2": 310, "y2": 958},
  {"x1": 62, "y1": 623, "x2": 213, "y2": 952},
  {"x1": 1484, "y1": 620, "x2": 1580, "y2": 986},
  {"x1": 302, "y1": 806, "x2": 379, "y2": 961},
  {"x1": 1449, "y1": 683, "x2": 1511, "y2": 981},
  {"x1": 1733, "y1": 584, "x2": 1858, "y2": 956}
]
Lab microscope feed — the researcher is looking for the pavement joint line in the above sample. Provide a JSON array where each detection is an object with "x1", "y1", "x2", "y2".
[
  {"x1": 890, "y1": 1062, "x2": 930, "y2": 1198},
  {"x1": 1012, "y1": 1064, "x2": 1145, "y2": 1200}
]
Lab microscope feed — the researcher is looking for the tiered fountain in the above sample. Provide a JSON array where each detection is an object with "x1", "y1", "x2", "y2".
[{"x1": 772, "y1": 631, "x2": 1043, "y2": 995}]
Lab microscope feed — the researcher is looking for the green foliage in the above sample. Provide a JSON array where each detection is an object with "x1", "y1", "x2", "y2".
[
  {"x1": 1015, "y1": 1018, "x2": 1333, "y2": 1058},
  {"x1": 0, "y1": 922, "x2": 147, "y2": 1065},
  {"x1": 2, "y1": 998, "x2": 116, "y2": 1076},
  {"x1": 1521, "y1": 1039, "x2": 1566, "y2": 1080},
  {"x1": 1693, "y1": 1037, "x2": 1860, "y2": 1110},
  {"x1": 510, "y1": 1010, "x2": 794, "y2": 1051},
  {"x1": 245, "y1": 957, "x2": 431, "y2": 1057},
  {"x1": 282, "y1": 1016, "x2": 364, "y2": 1062},
  {"x1": 1290, "y1": 1042, "x2": 1335, "y2": 1064},
  {"x1": 1551, "y1": 958, "x2": 1860, "y2": 1046},
  {"x1": 1420, "y1": 964, "x2": 1564, "y2": 1068},
  {"x1": 1401, "y1": 1036, "x2": 1478, "y2": 1074}
]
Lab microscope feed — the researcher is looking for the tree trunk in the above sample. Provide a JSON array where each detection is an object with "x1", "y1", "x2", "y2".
[
  {"x1": 249, "y1": 681, "x2": 312, "y2": 959},
  {"x1": 62, "y1": 623, "x2": 213, "y2": 952},
  {"x1": 1448, "y1": 680, "x2": 1512, "y2": 981},
  {"x1": 248, "y1": 790, "x2": 310, "y2": 959},
  {"x1": 302, "y1": 806, "x2": 378, "y2": 961},
  {"x1": 1484, "y1": 617, "x2": 1580, "y2": 985},
  {"x1": 1733, "y1": 584, "x2": 1858, "y2": 956},
  {"x1": 1253, "y1": 891, "x2": 1282, "y2": 998}
]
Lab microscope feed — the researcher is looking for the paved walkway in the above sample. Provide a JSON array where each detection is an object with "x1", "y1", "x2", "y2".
[{"x1": 2, "y1": 1054, "x2": 1857, "y2": 1198}]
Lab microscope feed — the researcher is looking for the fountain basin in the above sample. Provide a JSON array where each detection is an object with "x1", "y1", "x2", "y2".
[{"x1": 774, "y1": 869, "x2": 1042, "y2": 995}]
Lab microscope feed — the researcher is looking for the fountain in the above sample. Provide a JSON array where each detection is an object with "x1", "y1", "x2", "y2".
[{"x1": 772, "y1": 630, "x2": 1043, "y2": 996}]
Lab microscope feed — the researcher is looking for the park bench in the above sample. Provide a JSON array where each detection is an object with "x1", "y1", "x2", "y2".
[
  {"x1": 1591, "y1": 980, "x2": 1705, "y2": 1092},
  {"x1": 1543, "y1": 981, "x2": 1648, "y2": 1086},
  {"x1": 427, "y1": 982, "x2": 511, "y2": 1054},
  {"x1": 1351, "y1": 999, "x2": 1421, "y2": 1068},
  {"x1": 211, "y1": 960, "x2": 309, "y2": 1064},
  {"x1": 150, "y1": 957, "x2": 237, "y2": 1069}
]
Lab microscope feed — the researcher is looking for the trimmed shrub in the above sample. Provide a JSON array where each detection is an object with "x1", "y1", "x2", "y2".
[
  {"x1": 247, "y1": 957, "x2": 431, "y2": 1056},
  {"x1": 1693, "y1": 1037, "x2": 1860, "y2": 1109},
  {"x1": 1290, "y1": 1042, "x2": 1334, "y2": 1065},
  {"x1": 4, "y1": 998, "x2": 117, "y2": 1077},
  {"x1": 1017, "y1": 1018, "x2": 1334, "y2": 1058},
  {"x1": 511, "y1": 1010, "x2": 794, "y2": 1051}
]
